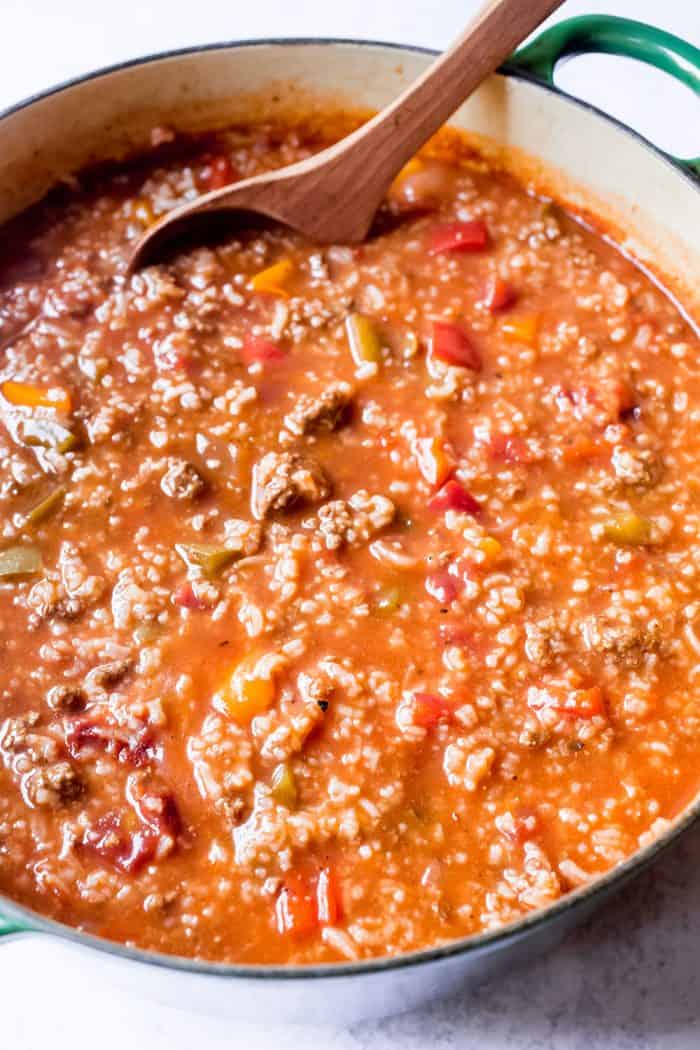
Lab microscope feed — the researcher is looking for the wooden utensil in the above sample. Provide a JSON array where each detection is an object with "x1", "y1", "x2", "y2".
[{"x1": 128, "y1": 0, "x2": 564, "y2": 270}]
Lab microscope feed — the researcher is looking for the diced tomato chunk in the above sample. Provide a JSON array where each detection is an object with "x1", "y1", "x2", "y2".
[
  {"x1": 451, "y1": 555, "x2": 480, "y2": 583},
  {"x1": 79, "y1": 814, "x2": 158, "y2": 874},
  {"x1": 65, "y1": 717, "x2": 158, "y2": 768},
  {"x1": 561, "y1": 381, "x2": 636, "y2": 424},
  {"x1": 127, "y1": 782, "x2": 182, "y2": 840},
  {"x1": 173, "y1": 581, "x2": 207, "y2": 610},
  {"x1": 561, "y1": 435, "x2": 604, "y2": 464},
  {"x1": 79, "y1": 777, "x2": 181, "y2": 875},
  {"x1": 439, "y1": 623, "x2": 473, "y2": 648},
  {"x1": 407, "y1": 692, "x2": 453, "y2": 728},
  {"x1": 428, "y1": 480, "x2": 480, "y2": 516},
  {"x1": 275, "y1": 874, "x2": 317, "y2": 938},
  {"x1": 127, "y1": 730, "x2": 161, "y2": 768},
  {"x1": 498, "y1": 807, "x2": 539, "y2": 845},
  {"x1": 482, "y1": 276, "x2": 517, "y2": 313},
  {"x1": 428, "y1": 220, "x2": 489, "y2": 255},
  {"x1": 530, "y1": 685, "x2": 605, "y2": 720},
  {"x1": 613, "y1": 553, "x2": 644, "y2": 583},
  {"x1": 560, "y1": 686, "x2": 605, "y2": 718},
  {"x1": 153, "y1": 337, "x2": 191, "y2": 373},
  {"x1": 425, "y1": 568, "x2": 463, "y2": 605},
  {"x1": 490, "y1": 433, "x2": 533, "y2": 464},
  {"x1": 203, "y1": 154, "x2": 235, "y2": 191},
  {"x1": 241, "y1": 335, "x2": 286, "y2": 365},
  {"x1": 119, "y1": 830, "x2": 160, "y2": 874},
  {"x1": 430, "y1": 321, "x2": 482, "y2": 371},
  {"x1": 316, "y1": 867, "x2": 342, "y2": 926},
  {"x1": 616, "y1": 382, "x2": 637, "y2": 420}
]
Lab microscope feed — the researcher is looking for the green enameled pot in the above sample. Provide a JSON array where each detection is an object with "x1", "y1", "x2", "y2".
[{"x1": 0, "y1": 14, "x2": 697, "y2": 1023}]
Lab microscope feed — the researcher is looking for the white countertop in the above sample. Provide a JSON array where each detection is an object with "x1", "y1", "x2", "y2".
[{"x1": 0, "y1": 1, "x2": 699, "y2": 1047}]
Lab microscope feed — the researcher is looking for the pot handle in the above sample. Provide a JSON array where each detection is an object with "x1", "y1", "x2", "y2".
[
  {"x1": 507, "y1": 15, "x2": 700, "y2": 176},
  {"x1": 0, "y1": 907, "x2": 33, "y2": 938}
]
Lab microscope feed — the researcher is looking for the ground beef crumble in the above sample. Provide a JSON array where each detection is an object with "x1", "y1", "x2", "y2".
[
  {"x1": 160, "y1": 459, "x2": 208, "y2": 500},
  {"x1": 251, "y1": 451, "x2": 331, "y2": 519},
  {"x1": 283, "y1": 383, "x2": 354, "y2": 438},
  {"x1": 314, "y1": 491, "x2": 395, "y2": 550}
]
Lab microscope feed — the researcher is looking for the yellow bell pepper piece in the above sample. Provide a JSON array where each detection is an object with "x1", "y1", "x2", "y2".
[
  {"x1": 270, "y1": 763, "x2": 297, "y2": 808},
  {"x1": 132, "y1": 198, "x2": 155, "y2": 226},
  {"x1": 478, "y1": 536, "x2": 502, "y2": 564},
  {"x1": 2, "y1": 381, "x2": 72, "y2": 414},
  {"x1": 345, "y1": 313, "x2": 382, "y2": 366},
  {"x1": 391, "y1": 156, "x2": 423, "y2": 191},
  {"x1": 603, "y1": 512, "x2": 651, "y2": 546},
  {"x1": 250, "y1": 259, "x2": 294, "y2": 296},
  {"x1": 373, "y1": 584, "x2": 404, "y2": 617}
]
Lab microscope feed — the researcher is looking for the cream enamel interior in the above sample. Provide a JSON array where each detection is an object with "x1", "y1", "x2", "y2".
[{"x1": 0, "y1": 42, "x2": 698, "y2": 318}]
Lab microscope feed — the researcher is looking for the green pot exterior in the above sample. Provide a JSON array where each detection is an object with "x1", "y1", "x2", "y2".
[
  {"x1": 0, "y1": 913, "x2": 31, "y2": 937},
  {"x1": 509, "y1": 15, "x2": 700, "y2": 175}
]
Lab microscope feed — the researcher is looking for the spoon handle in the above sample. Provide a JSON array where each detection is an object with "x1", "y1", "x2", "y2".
[
  {"x1": 308, "y1": 0, "x2": 565, "y2": 217},
  {"x1": 128, "y1": 0, "x2": 566, "y2": 264}
]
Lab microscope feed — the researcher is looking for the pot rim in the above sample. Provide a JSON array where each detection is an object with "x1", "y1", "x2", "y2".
[{"x1": 0, "y1": 33, "x2": 698, "y2": 981}]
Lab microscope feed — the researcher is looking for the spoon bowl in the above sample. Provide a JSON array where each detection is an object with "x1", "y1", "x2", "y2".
[{"x1": 128, "y1": 0, "x2": 564, "y2": 270}]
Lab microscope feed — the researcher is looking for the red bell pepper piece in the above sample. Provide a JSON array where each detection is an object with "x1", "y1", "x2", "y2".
[
  {"x1": 241, "y1": 335, "x2": 286, "y2": 365},
  {"x1": 204, "y1": 154, "x2": 235, "y2": 191},
  {"x1": 428, "y1": 220, "x2": 489, "y2": 255},
  {"x1": 428, "y1": 479, "x2": 480, "y2": 516},
  {"x1": 425, "y1": 569, "x2": 463, "y2": 605},
  {"x1": 482, "y1": 275, "x2": 517, "y2": 313},
  {"x1": 490, "y1": 433, "x2": 532, "y2": 464},
  {"x1": 275, "y1": 875, "x2": 317, "y2": 938},
  {"x1": 430, "y1": 321, "x2": 482, "y2": 371},
  {"x1": 408, "y1": 692, "x2": 454, "y2": 728},
  {"x1": 413, "y1": 436, "x2": 454, "y2": 487}
]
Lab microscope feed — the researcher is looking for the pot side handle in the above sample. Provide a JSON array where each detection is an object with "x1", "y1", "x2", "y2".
[
  {"x1": 0, "y1": 907, "x2": 33, "y2": 938},
  {"x1": 506, "y1": 15, "x2": 700, "y2": 177}
]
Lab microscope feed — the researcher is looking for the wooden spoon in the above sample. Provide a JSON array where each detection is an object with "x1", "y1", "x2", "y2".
[{"x1": 128, "y1": 0, "x2": 563, "y2": 271}]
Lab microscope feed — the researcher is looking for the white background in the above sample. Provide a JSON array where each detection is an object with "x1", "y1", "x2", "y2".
[{"x1": 0, "y1": 1, "x2": 699, "y2": 1047}]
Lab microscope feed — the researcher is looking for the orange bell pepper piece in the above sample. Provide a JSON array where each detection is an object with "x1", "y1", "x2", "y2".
[
  {"x1": 2, "y1": 380, "x2": 72, "y2": 414},
  {"x1": 501, "y1": 314, "x2": 540, "y2": 347},
  {"x1": 250, "y1": 259, "x2": 294, "y2": 296}
]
